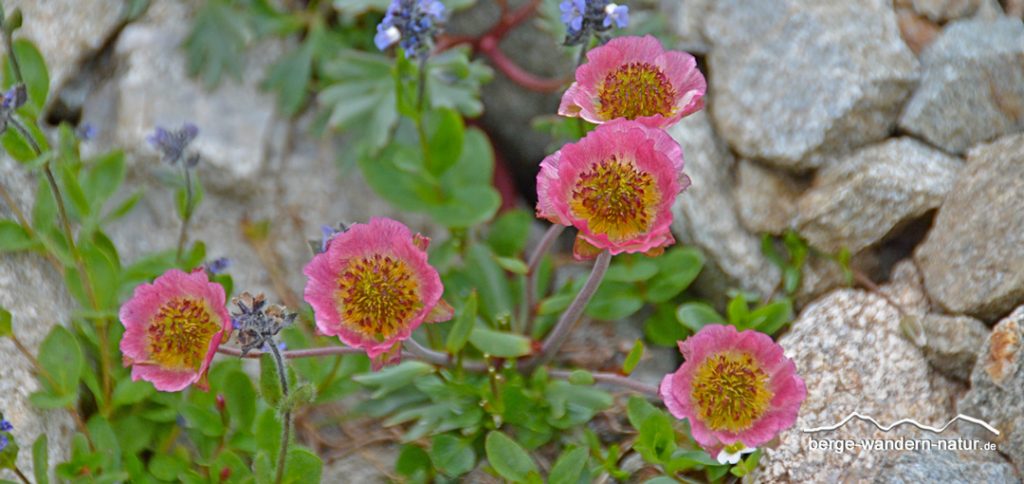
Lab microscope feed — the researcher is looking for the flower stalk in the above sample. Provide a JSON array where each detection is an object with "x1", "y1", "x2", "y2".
[
  {"x1": 268, "y1": 340, "x2": 291, "y2": 484},
  {"x1": 531, "y1": 250, "x2": 611, "y2": 368}
]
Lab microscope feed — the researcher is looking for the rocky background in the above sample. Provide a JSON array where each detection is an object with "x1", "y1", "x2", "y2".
[{"x1": 2, "y1": 0, "x2": 1024, "y2": 482}]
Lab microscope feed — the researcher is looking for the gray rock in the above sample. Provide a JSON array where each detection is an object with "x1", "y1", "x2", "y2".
[
  {"x1": 918, "y1": 313, "x2": 990, "y2": 382},
  {"x1": 668, "y1": 111, "x2": 780, "y2": 303},
  {"x1": 0, "y1": 157, "x2": 75, "y2": 482},
  {"x1": 907, "y1": 0, "x2": 984, "y2": 22},
  {"x1": 93, "y1": 1, "x2": 284, "y2": 195},
  {"x1": 794, "y1": 138, "x2": 961, "y2": 255},
  {"x1": 899, "y1": 17, "x2": 1024, "y2": 155},
  {"x1": 958, "y1": 306, "x2": 1024, "y2": 474},
  {"x1": 6, "y1": 0, "x2": 123, "y2": 96},
  {"x1": 733, "y1": 159, "x2": 802, "y2": 236},
  {"x1": 915, "y1": 133, "x2": 1024, "y2": 321},
  {"x1": 753, "y1": 273, "x2": 961, "y2": 482},
  {"x1": 705, "y1": 0, "x2": 919, "y2": 171},
  {"x1": 874, "y1": 447, "x2": 1020, "y2": 484},
  {"x1": 663, "y1": 0, "x2": 713, "y2": 53}
]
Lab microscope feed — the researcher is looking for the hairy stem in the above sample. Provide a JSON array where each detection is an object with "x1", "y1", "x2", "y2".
[
  {"x1": 523, "y1": 224, "x2": 565, "y2": 335},
  {"x1": 268, "y1": 342, "x2": 290, "y2": 484},
  {"x1": 175, "y1": 164, "x2": 194, "y2": 263},
  {"x1": 531, "y1": 250, "x2": 611, "y2": 368},
  {"x1": 11, "y1": 465, "x2": 30, "y2": 484},
  {"x1": 403, "y1": 337, "x2": 449, "y2": 365}
]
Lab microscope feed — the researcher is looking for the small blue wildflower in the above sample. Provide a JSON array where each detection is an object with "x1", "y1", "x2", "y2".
[
  {"x1": 0, "y1": 435, "x2": 7, "y2": 452},
  {"x1": 0, "y1": 419, "x2": 11, "y2": 432},
  {"x1": 1, "y1": 84, "x2": 26, "y2": 111},
  {"x1": 560, "y1": 0, "x2": 629, "y2": 46},
  {"x1": 148, "y1": 123, "x2": 199, "y2": 165},
  {"x1": 375, "y1": 0, "x2": 446, "y2": 59},
  {"x1": 206, "y1": 257, "x2": 231, "y2": 275},
  {"x1": 76, "y1": 123, "x2": 98, "y2": 141}
]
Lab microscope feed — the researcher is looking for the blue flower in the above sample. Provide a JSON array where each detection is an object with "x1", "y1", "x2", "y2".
[
  {"x1": 1, "y1": 85, "x2": 26, "y2": 111},
  {"x1": 205, "y1": 257, "x2": 231, "y2": 275},
  {"x1": 148, "y1": 123, "x2": 199, "y2": 165},
  {"x1": 375, "y1": 0, "x2": 447, "y2": 59},
  {"x1": 0, "y1": 435, "x2": 7, "y2": 452},
  {"x1": 0, "y1": 419, "x2": 11, "y2": 432},
  {"x1": 560, "y1": 0, "x2": 587, "y2": 32},
  {"x1": 603, "y1": 3, "x2": 629, "y2": 29},
  {"x1": 76, "y1": 123, "x2": 98, "y2": 141}
]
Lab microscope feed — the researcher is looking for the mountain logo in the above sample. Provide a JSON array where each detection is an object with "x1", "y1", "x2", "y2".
[{"x1": 802, "y1": 413, "x2": 1000, "y2": 436}]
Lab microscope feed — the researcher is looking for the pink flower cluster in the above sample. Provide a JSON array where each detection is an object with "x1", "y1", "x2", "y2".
[{"x1": 538, "y1": 35, "x2": 706, "y2": 259}]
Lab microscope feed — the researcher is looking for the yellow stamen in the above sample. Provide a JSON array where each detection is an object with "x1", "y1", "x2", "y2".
[
  {"x1": 569, "y1": 156, "x2": 660, "y2": 242},
  {"x1": 690, "y1": 351, "x2": 773, "y2": 432},
  {"x1": 148, "y1": 298, "x2": 221, "y2": 370},
  {"x1": 336, "y1": 254, "x2": 422, "y2": 341},
  {"x1": 597, "y1": 62, "x2": 676, "y2": 120}
]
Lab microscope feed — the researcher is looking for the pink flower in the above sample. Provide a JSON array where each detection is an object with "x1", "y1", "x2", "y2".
[
  {"x1": 119, "y1": 269, "x2": 231, "y2": 392},
  {"x1": 660, "y1": 325, "x2": 806, "y2": 458},
  {"x1": 303, "y1": 218, "x2": 453, "y2": 363},
  {"x1": 536, "y1": 119, "x2": 688, "y2": 259},
  {"x1": 559, "y1": 35, "x2": 705, "y2": 128}
]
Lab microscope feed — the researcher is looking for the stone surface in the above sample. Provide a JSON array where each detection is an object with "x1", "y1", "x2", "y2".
[
  {"x1": 794, "y1": 138, "x2": 960, "y2": 255},
  {"x1": 907, "y1": 0, "x2": 984, "y2": 21},
  {"x1": 89, "y1": 1, "x2": 283, "y2": 195},
  {"x1": 752, "y1": 267, "x2": 962, "y2": 482},
  {"x1": 733, "y1": 159, "x2": 802, "y2": 235},
  {"x1": 668, "y1": 112, "x2": 780, "y2": 304},
  {"x1": 958, "y1": 306, "x2": 1024, "y2": 474},
  {"x1": 663, "y1": 0, "x2": 713, "y2": 53},
  {"x1": 7, "y1": 0, "x2": 123, "y2": 97},
  {"x1": 0, "y1": 157, "x2": 76, "y2": 482},
  {"x1": 874, "y1": 447, "x2": 1020, "y2": 484},
  {"x1": 919, "y1": 313, "x2": 990, "y2": 382},
  {"x1": 915, "y1": 133, "x2": 1024, "y2": 321},
  {"x1": 899, "y1": 17, "x2": 1024, "y2": 155},
  {"x1": 705, "y1": 0, "x2": 919, "y2": 171}
]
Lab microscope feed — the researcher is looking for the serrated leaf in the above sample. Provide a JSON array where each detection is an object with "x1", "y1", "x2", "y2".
[
  {"x1": 262, "y1": 33, "x2": 316, "y2": 116},
  {"x1": 183, "y1": 0, "x2": 251, "y2": 87},
  {"x1": 320, "y1": 49, "x2": 397, "y2": 152},
  {"x1": 485, "y1": 431, "x2": 538, "y2": 482}
]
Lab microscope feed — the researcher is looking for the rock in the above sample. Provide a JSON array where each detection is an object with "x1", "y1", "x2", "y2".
[
  {"x1": 874, "y1": 447, "x2": 1020, "y2": 484},
  {"x1": 899, "y1": 17, "x2": 1024, "y2": 155},
  {"x1": 918, "y1": 314, "x2": 990, "y2": 382},
  {"x1": 6, "y1": 0, "x2": 123, "y2": 97},
  {"x1": 704, "y1": 0, "x2": 919, "y2": 171},
  {"x1": 0, "y1": 157, "x2": 75, "y2": 481},
  {"x1": 794, "y1": 138, "x2": 961, "y2": 255},
  {"x1": 92, "y1": 1, "x2": 285, "y2": 195},
  {"x1": 753, "y1": 278, "x2": 962, "y2": 482},
  {"x1": 906, "y1": 0, "x2": 984, "y2": 21},
  {"x1": 663, "y1": 0, "x2": 713, "y2": 53},
  {"x1": 915, "y1": 133, "x2": 1024, "y2": 321},
  {"x1": 896, "y1": 6, "x2": 942, "y2": 55},
  {"x1": 668, "y1": 111, "x2": 780, "y2": 304},
  {"x1": 733, "y1": 159, "x2": 802, "y2": 235},
  {"x1": 958, "y1": 306, "x2": 1024, "y2": 473}
]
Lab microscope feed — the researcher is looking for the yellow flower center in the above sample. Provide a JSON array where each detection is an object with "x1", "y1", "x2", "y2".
[
  {"x1": 597, "y1": 62, "x2": 677, "y2": 120},
  {"x1": 148, "y1": 298, "x2": 221, "y2": 370},
  {"x1": 569, "y1": 156, "x2": 660, "y2": 242},
  {"x1": 336, "y1": 254, "x2": 422, "y2": 341},
  {"x1": 690, "y1": 351, "x2": 773, "y2": 433}
]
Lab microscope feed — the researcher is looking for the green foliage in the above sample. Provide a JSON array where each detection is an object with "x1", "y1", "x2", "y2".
[{"x1": 485, "y1": 431, "x2": 540, "y2": 483}]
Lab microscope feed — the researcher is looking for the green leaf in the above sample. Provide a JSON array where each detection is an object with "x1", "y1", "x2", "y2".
[
  {"x1": 485, "y1": 431, "x2": 538, "y2": 483},
  {"x1": 429, "y1": 434, "x2": 475, "y2": 477},
  {"x1": 28, "y1": 391, "x2": 76, "y2": 409},
  {"x1": 32, "y1": 434, "x2": 48, "y2": 484},
  {"x1": 604, "y1": 258, "x2": 658, "y2": 282},
  {"x1": 223, "y1": 370, "x2": 257, "y2": 431},
  {"x1": 748, "y1": 299, "x2": 793, "y2": 335},
  {"x1": 676, "y1": 302, "x2": 725, "y2": 333},
  {"x1": 283, "y1": 447, "x2": 323, "y2": 484},
  {"x1": 5, "y1": 39, "x2": 49, "y2": 116},
  {"x1": 184, "y1": 0, "x2": 250, "y2": 87},
  {"x1": 111, "y1": 378, "x2": 154, "y2": 408},
  {"x1": 645, "y1": 248, "x2": 703, "y2": 303},
  {"x1": 644, "y1": 304, "x2": 688, "y2": 347},
  {"x1": 727, "y1": 293, "x2": 750, "y2": 327},
  {"x1": 548, "y1": 447, "x2": 588, "y2": 484},
  {"x1": 426, "y1": 47, "x2": 493, "y2": 117},
  {"x1": 0, "y1": 220, "x2": 34, "y2": 252},
  {"x1": 0, "y1": 306, "x2": 11, "y2": 338},
  {"x1": 353, "y1": 360, "x2": 434, "y2": 398},
  {"x1": 395, "y1": 444, "x2": 432, "y2": 481},
  {"x1": 81, "y1": 151, "x2": 126, "y2": 209},
  {"x1": 568, "y1": 370, "x2": 594, "y2": 385},
  {"x1": 263, "y1": 33, "x2": 316, "y2": 116},
  {"x1": 321, "y1": 49, "x2": 398, "y2": 152},
  {"x1": 445, "y1": 291, "x2": 477, "y2": 353},
  {"x1": 730, "y1": 449, "x2": 762, "y2": 477},
  {"x1": 494, "y1": 256, "x2": 529, "y2": 275},
  {"x1": 181, "y1": 403, "x2": 224, "y2": 438},
  {"x1": 622, "y1": 339, "x2": 644, "y2": 375},
  {"x1": 37, "y1": 326, "x2": 83, "y2": 397},
  {"x1": 281, "y1": 382, "x2": 316, "y2": 411},
  {"x1": 586, "y1": 282, "x2": 644, "y2": 321},
  {"x1": 626, "y1": 396, "x2": 659, "y2": 430},
  {"x1": 486, "y1": 209, "x2": 533, "y2": 257},
  {"x1": 259, "y1": 353, "x2": 283, "y2": 406},
  {"x1": 636, "y1": 411, "x2": 676, "y2": 463},
  {"x1": 424, "y1": 108, "x2": 465, "y2": 176},
  {"x1": 469, "y1": 327, "x2": 532, "y2": 358}
]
